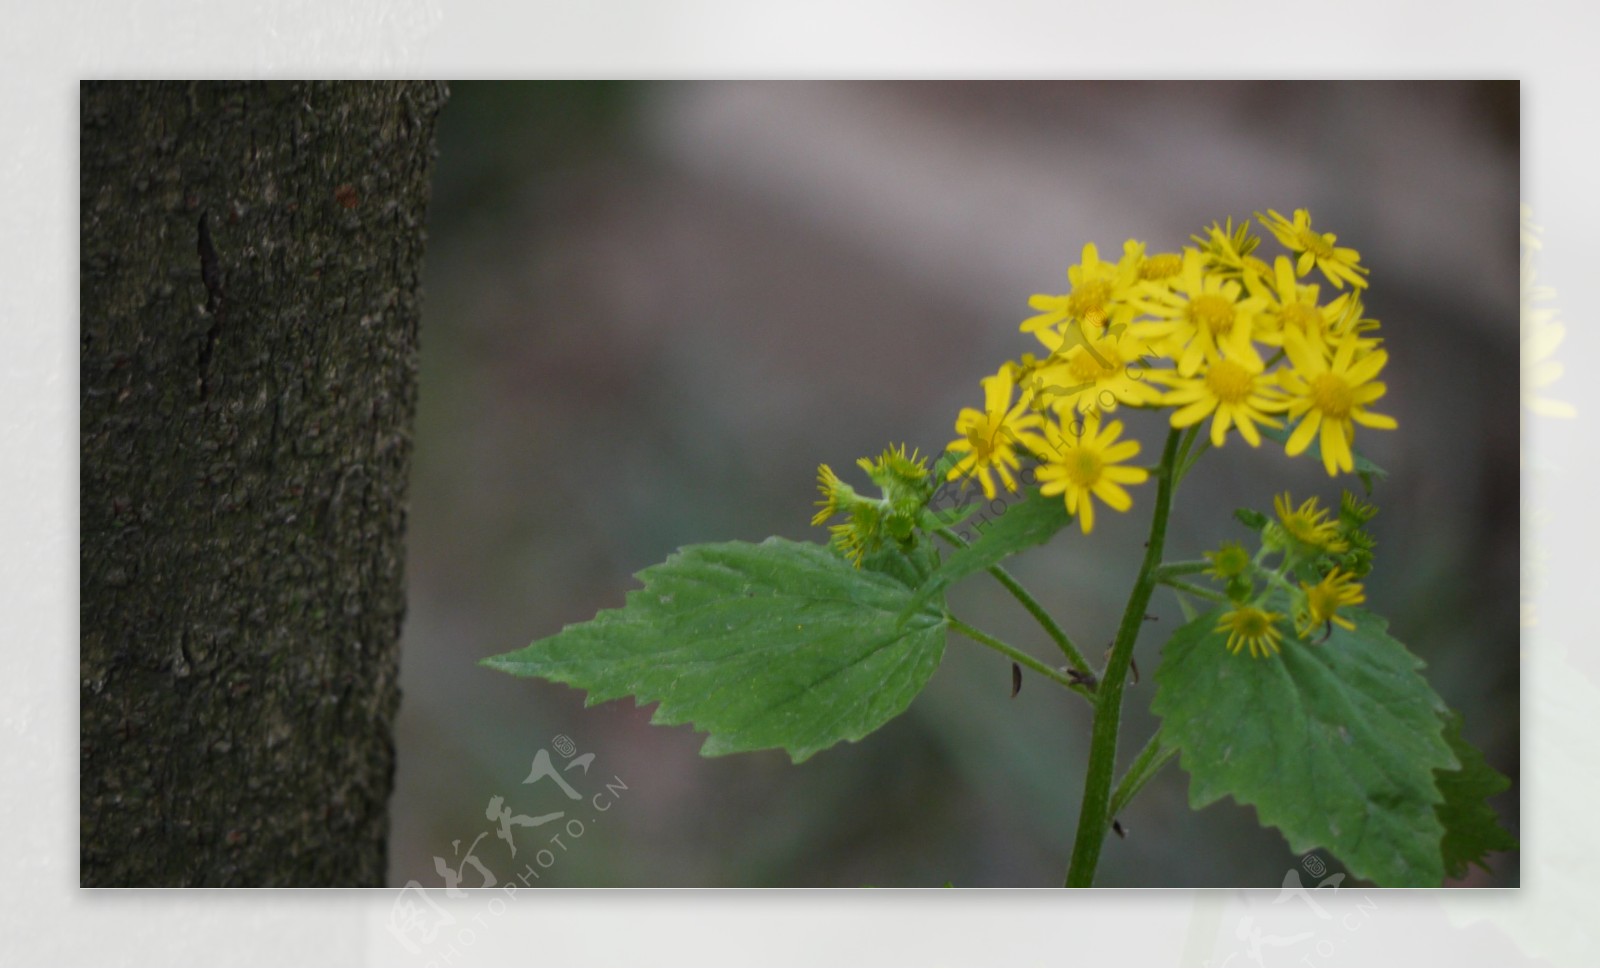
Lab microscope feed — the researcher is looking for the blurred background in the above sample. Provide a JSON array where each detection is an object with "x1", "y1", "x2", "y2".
[{"x1": 390, "y1": 81, "x2": 1519, "y2": 888}]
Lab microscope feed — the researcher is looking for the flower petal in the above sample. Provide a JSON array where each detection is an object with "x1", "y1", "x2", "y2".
[
  {"x1": 1092, "y1": 480, "x2": 1133, "y2": 512},
  {"x1": 1351, "y1": 409, "x2": 1397, "y2": 430},
  {"x1": 1286, "y1": 412, "x2": 1321, "y2": 456}
]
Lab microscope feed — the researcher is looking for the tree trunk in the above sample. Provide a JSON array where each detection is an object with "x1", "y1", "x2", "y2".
[{"x1": 80, "y1": 81, "x2": 447, "y2": 886}]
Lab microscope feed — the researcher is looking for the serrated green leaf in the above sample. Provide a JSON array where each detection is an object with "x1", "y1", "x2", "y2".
[
  {"x1": 483, "y1": 537, "x2": 948, "y2": 763},
  {"x1": 1435, "y1": 710, "x2": 1518, "y2": 880},
  {"x1": 912, "y1": 488, "x2": 1073, "y2": 607},
  {"x1": 1151, "y1": 606, "x2": 1457, "y2": 886},
  {"x1": 1259, "y1": 423, "x2": 1388, "y2": 492}
]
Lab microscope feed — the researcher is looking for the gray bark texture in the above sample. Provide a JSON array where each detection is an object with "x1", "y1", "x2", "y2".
[{"x1": 80, "y1": 81, "x2": 448, "y2": 886}]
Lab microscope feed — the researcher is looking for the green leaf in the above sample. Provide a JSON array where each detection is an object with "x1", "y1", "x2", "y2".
[
  {"x1": 1259, "y1": 423, "x2": 1388, "y2": 492},
  {"x1": 930, "y1": 449, "x2": 964, "y2": 483},
  {"x1": 1435, "y1": 710, "x2": 1518, "y2": 880},
  {"x1": 859, "y1": 539, "x2": 939, "y2": 589},
  {"x1": 914, "y1": 488, "x2": 1073, "y2": 607},
  {"x1": 1151, "y1": 606, "x2": 1457, "y2": 886},
  {"x1": 1233, "y1": 507, "x2": 1268, "y2": 531},
  {"x1": 482, "y1": 537, "x2": 948, "y2": 763}
]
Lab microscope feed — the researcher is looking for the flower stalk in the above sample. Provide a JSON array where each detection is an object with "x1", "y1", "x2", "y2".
[{"x1": 1065, "y1": 428, "x2": 1182, "y2": 886}]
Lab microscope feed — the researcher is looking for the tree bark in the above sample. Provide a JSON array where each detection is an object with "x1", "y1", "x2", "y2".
[{"x1": 80, "y1": 81, "x2": 447, "y2": 886}]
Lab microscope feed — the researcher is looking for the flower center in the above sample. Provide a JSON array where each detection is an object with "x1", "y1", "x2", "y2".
[
  {"x1": 1308, "y1": 585, "x2": 1339, "y2": 620},
  {"x1": 1237, "y1": 610, "x2": 1272, "y2": 638},
  {"x1": 1067, "y1": 345, "x2": 1122, "y2": 384},
  {"x1": 1297, "y1": 228, "x2": 1336, "y2": 260},
  {"x1": 1282, "y1": 513, "x2": 1319, "y2": 546},
  {"x1": 1189, "y1": 294, "x2": 1236, "y2": 337},
  {"x1": 1279, "y1": 301, "x2": 1321, "y2": 335},
  {"x1": 1068, "y1": 280, "x2": 1112, "y2": 326},
  {"x1": 1204, "y1": 358, "x2": 1254, "y2": 404},
  {"x1": 1064, "y1": 448, "x2": 1103, "y2": 488},
  {"x1": 1141, "y1": 253, "x2": 1182, "y2": 281},
  {"x1": 964, "y1": 415, "x2": 1001, "y2": 459},
  {"x1": 1311, "y1": 373, "x2": 1354, "y2": 419}
]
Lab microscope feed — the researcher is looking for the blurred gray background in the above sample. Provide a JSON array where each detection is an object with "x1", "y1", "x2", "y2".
[{"x1": 390, "y1": 81, "x2": 1519, "y2": 888}]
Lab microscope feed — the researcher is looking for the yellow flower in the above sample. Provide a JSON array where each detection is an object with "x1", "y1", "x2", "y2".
[
  {"x1": 1021, "y1": 242, "x2": 1140, "y2": 337},
  {"x1": 1136, "y1": 249, "x2": 1267, "y2": 376},
  {"x1": 1250, "y1": 255, "x2": 1350, "y2": 351},
  {"x1": 945, "y1": 366, "x2": 1046, "y2": 500},
  {"x1": 1190, "y1": 218, "x2": 1269, "y2": 285},
  {"x1": 1023, "y1": 322, "x2": 1163, "y2": 415},
  {"x1": 1122, "y1": 239, "x2": 1184, "y2": 287},
  {"x1": 1032, "y1": 412, "x2": 1149, "y2": 534},
  {"x1": 1216, "y1": 606, "x2": 1286, "y2": 659},
  {"x1": 1155, "y1": 347, "x2": 1286, "y2": 447},
  {"x1": 1259, "y1": 208, "x2": 1369, "y2": 290},
  {"x1": 1278, "y1": 329, "x2": 1397, "y2": 476},
  {"x1": 1274, "y1": 492, "x2": 1349, "y2": 554},
  {"x1": 1296, "y1": 568, "x2": 1365, "y2": 637}
]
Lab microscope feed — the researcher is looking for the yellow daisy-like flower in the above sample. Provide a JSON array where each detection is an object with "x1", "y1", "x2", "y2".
[
  {"x1": 1296, "y1": 568, "x2": 1365, "y2": 637},
  {"x1": 1278, "y1": 329, "x2": 1397, "y2": 476},
  {"x1": 1190, "y1": 218, "x2": 1270, "y2": 286},
  {"x1": 1216, "y1": 606, "x2": 1286, "y2": 659},
  {"x1": 1155, "y1": 347, "x2": 1285, "y2": 447},
  {"x1": 1136, "y1": 249, "x2": 1267, "y2": 376},
  {"x1": 945, "y1": 366, "x2": 1046, "y2": 500},
  {"x1": 1032, "y1": 412, "x2": 1150, "y2": 535},
  {"x1": 1122, "y1": 239, "x2": 1185, "y2": 288},
  {"x1": 1021, "y1": 242, "x2": 1140, "y2": 336},
  {"x1": 1274, "y1": 492, "x2": 1349, "y2": 554},
  {"x1": 1259, "y1": 208, "x2": 1369, "y2": 290},
  {"x1": 1250, "y1": 255, "x2": 1350, "y2": 351},
  {"x1": 1024, "y1": 322, "x2": 1163, "y2": 415}
]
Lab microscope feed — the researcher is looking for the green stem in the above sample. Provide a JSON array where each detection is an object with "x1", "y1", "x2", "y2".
[
  {"x1": 1064, "y1": 427, "x2": 1182, "y2": 887},
  {"x1": 948, "y1": 617, "x2": 1095, "y2": 701},
  {"x1": 934, "y1": 526, "x2": 1093, "y2": 675},
  {"x1": 1108, "y1": 729, "x2": 1178, "y2": 822},
  {"x1": 1175, "y1": 429, "x2": 1210, "y2": 486},
  {"x1": 1155, "y1": 560, "x2": 1211, "y2": 578},
  {"x1": 1159, "y1": 578, "x2": 1228, "y2": 604}
]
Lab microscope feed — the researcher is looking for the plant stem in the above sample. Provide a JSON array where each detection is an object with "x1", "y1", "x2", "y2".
[
  {"x1": 1155, "y1": 560, "x2": 1211, "y2": 578},
  {"x1": 1175, "y1": 427, "x2": 1209, "y2": 485},
  {"x1": 1158, "y1": 578, "x2": 1228, "y2": 604},
  {"x1": 934, "y1": 526, "x2": 1093, "y2": 675},
  {"x1": 1064, "y1": 428, "x2": 1182, "y2": 887},
  {"x1": 1107, "y1": 729, "x2": 1178, "y2": 822},
  {"x1": 948, "y1": 617, "x2": 1096, "y2": 701}
]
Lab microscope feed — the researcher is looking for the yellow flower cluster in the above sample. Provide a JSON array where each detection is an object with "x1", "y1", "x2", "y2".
[
  {"x1": 945, "y1": 211, "x2": 1397, "y2": 531},
  {"x1": 1209, "y1": 492, "x2": 1374, "y2": 659}
]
